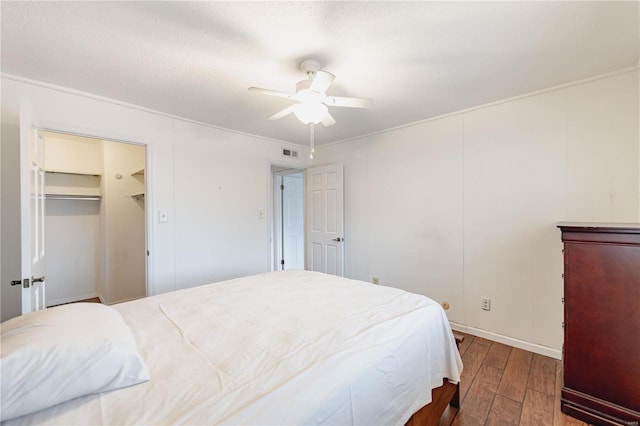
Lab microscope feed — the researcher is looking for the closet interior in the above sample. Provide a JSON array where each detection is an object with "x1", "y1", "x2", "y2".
[{"x1": 42, "y1": 131, "x2": 146, "y2": 306}]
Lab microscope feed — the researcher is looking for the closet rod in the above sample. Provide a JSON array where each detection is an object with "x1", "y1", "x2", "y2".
[{"x1": 46, "y1": 195, "x2": 101, "y2": 201}]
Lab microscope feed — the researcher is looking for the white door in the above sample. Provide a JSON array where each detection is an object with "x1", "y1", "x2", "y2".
[
  {"x1": 19, "y1": 98, "x2": 47, "y2": 313},
  {"x1": 282, "y1": 173, "x2": 304, "y2": 269},
  {"x1": 306, "y1": 163, "x2": 344, "y2": 276}
]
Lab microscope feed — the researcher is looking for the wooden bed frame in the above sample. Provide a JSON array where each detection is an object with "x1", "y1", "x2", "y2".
[{"x1": 405, "y1": 333, "x2": 464, "y2": 426}]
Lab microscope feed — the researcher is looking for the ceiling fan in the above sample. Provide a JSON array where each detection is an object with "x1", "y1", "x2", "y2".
[{"x1": 248, "y1": 58, "x2": 373, "y2": 158}]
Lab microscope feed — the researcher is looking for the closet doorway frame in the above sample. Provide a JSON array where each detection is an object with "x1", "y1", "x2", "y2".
[
  {"x1": 38, "y1": 127, "x2": 151, "y2": 301},
  {"x1": 269, "y1": 164, "x2": 305, "y2": 272}
]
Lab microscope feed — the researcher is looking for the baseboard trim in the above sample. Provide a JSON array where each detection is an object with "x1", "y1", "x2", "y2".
[{"x1": 449, "y1": 322, "x2": 562, "y2": 360}]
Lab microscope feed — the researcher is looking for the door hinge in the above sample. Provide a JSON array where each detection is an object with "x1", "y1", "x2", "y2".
[
  {"x1": 561, "y1": 297, "x2": 565, "y2": 303},
  {"x1": 561, "y1": 273, "x2": 564, "y2": 279},
  {"x1": 280, "y1": 259, "x2": 285, "y2": 265},
  {"x1": 562, "y1": 322, "x2": 565, "y2": 328},
  {"x1": 280, "y1": 184, "x2": 284, "y2": 191},
  {"x1": 147, "y1": 250, "x2": 150, "y2": 256}
]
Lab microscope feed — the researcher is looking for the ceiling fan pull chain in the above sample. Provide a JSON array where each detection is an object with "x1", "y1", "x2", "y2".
[{"x1": 309, "y1": 123, "x2": 315, "y2": 159}]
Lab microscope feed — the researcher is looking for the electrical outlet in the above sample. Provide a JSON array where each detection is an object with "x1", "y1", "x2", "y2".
[
  {"x1": 372, "y1": 277, "x2": 380, "y2": 285},
  {"x1": 481, "y1": 298, "x2": 491, "y2": 311}
]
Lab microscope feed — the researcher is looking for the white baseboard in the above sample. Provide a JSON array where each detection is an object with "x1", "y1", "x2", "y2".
[{"x1": 449, "y1": 322, "x2": 562, "y2": 360}]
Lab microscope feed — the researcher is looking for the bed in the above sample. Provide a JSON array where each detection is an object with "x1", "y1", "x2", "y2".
[{"x1": 1, "y1": 270, "x2": 463, "y2": 425}]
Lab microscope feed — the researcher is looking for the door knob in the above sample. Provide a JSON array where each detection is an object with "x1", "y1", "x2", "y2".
[
  {"x1": 332, "y1": 237, "x2": 343, "y2": 242},
  {"x1": 31, "y1": 275, "x2": 45, "y2": 284}
]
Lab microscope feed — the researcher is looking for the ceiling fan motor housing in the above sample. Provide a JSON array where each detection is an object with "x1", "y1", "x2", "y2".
[{"x1": 299, "y1": 58, "x2": 321, "y2": 76}]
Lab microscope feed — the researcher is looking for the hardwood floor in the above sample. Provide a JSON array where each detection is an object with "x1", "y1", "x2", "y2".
[
  {"x1": 440, "y1": 332, "x2": 588, "y2": 426},
  {"x1": 49, "y1": 297, "x2": 101, "y2": 307}
]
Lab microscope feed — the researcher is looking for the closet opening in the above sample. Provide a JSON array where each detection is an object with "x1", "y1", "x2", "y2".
[
  {"x1": 271, "y1": 166, "x2": 305, "y2": 271},
  {"x1": 41, "y1": 131, "x2": 147, "y2": 306}
]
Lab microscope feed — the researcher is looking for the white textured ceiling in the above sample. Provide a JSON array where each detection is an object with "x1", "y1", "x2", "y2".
[{"x1": 2, "y1": 1, "x2": 639, "y2": 146}]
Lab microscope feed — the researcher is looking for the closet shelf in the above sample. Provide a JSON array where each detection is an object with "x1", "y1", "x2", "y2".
[
  {"x1": 45, "y1": 188, "x2": 101, "y2": 197},
  {"x1": 46, "y1": 194, "x2": 101, "y2": 201},
  {"x1": 45, "y1": 172, "x2": 101, "y2": 197}
]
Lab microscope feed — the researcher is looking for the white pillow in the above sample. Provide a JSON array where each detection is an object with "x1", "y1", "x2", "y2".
[{"x1": 0, "y1": 303, "x2": 150, "y2": 421}]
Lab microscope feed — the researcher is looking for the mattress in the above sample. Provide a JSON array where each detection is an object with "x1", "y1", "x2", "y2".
[{"x1": 6, "y1": 270, "x2": 462, "y2": 425}]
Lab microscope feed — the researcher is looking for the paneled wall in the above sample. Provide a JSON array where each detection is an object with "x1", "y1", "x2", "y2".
[
  {"x1": 1, "y1": 70, "x2": 637, "y2": 354},
  {"x1": 315, "y1": 70, "x2": 639, "y2": 356},
  {"x1": 172, "y1": 120, "x2": 271, "y2": 288},
  {"x1": 1, "y1": 76, "x2": 311, "y2": 321}
]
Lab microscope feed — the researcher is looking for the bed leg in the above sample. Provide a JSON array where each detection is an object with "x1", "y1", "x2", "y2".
[
  {"x1": 451, "y1": 332, "x2": 464, "y2": 409},
  {"x1": 451, "y1": 383, "x2": 460, "y2": 408}
]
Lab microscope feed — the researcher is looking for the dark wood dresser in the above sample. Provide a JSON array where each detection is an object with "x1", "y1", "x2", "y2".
[{"x1": 558, "y1": 222, "x2": 640, "y2": 426}]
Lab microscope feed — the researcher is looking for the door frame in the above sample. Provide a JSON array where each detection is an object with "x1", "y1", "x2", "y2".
[
  {"x1": 33, "y1": 127, "x2": 151, "y2": 300},
  {"x1": 269, "y1": 165, "x2": 305, "y2": 272}
]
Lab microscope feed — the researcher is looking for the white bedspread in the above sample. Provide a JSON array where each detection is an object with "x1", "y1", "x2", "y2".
[{"x1": 7, "y1": 270, "x2": 462, "y2": 425}]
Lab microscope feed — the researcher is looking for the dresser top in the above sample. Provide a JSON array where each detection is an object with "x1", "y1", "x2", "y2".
[{"x1": 557, "y1": 222, "x2": 640, "y2": 234}]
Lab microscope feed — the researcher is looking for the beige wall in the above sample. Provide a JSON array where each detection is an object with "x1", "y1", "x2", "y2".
[
  {"x1": 43, "y1": 133, "x2": 102, "y2": 306},
  {"x1": 102, "y1": 140, "x2": 146, "y2": 304},
  {"x1": 41, "y1": 134, "x2": 147, "y2": 306}
]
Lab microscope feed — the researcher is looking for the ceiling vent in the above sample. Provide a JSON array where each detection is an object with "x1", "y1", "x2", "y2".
[{"x1": 282, "y1": 148, "x2": 298, "y2": 158}]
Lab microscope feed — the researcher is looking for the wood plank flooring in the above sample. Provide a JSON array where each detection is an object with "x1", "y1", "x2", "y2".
[
  {"x1": 441, "y1": 332, "x2": 588, "y2": 426},
  {"x1": 48, "y1": 297, "x2": 101, "y2": 307}
]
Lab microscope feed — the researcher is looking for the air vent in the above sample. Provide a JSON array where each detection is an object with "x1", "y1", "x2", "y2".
[{"x1": 282, "y1": 148, "x2": 298, "y2": 158}]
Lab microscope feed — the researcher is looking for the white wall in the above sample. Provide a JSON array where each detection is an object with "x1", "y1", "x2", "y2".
[
  {"x1": 315, "y1": 69, "x2": 640, "y2": 357},
  {"x1": 0, "y1": 75, "x2": 311, "y2": 321},
  {"x1": 172, "y1": 120, "x2": 273, "y2": 287},
  {"x1": 1, "y1": 70, "x2": 636, "y2": 354}
]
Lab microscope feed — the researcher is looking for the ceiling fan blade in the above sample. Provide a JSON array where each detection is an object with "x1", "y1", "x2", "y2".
[
  {"x1": 268, "y1": 105, "x2": 298, "y2": 120},
  {"x1": 320, "y1": 112, "x2": 336, "y2": 127},
  {"x1": 248, "y1": 87, "x2": 295, "y2": 99},
  {"x1": 325, "y1": 96, "x2": 373, "y2": 108},
  {"x1": 309, "y1": 70, "x2": 335, "y2": 93}
]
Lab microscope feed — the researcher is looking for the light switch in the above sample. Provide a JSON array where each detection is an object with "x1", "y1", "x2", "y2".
[{"x1": 158, "y1": 209, "x2": 168, "y2": 223}]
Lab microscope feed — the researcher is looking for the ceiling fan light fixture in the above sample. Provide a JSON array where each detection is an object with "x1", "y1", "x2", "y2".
[
  {"x1": 249, "y1": 57, "x2": 372, "y2": 130},
  {"x1": 293, "y1": 102, "x2": 328, "y2": 125}
]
